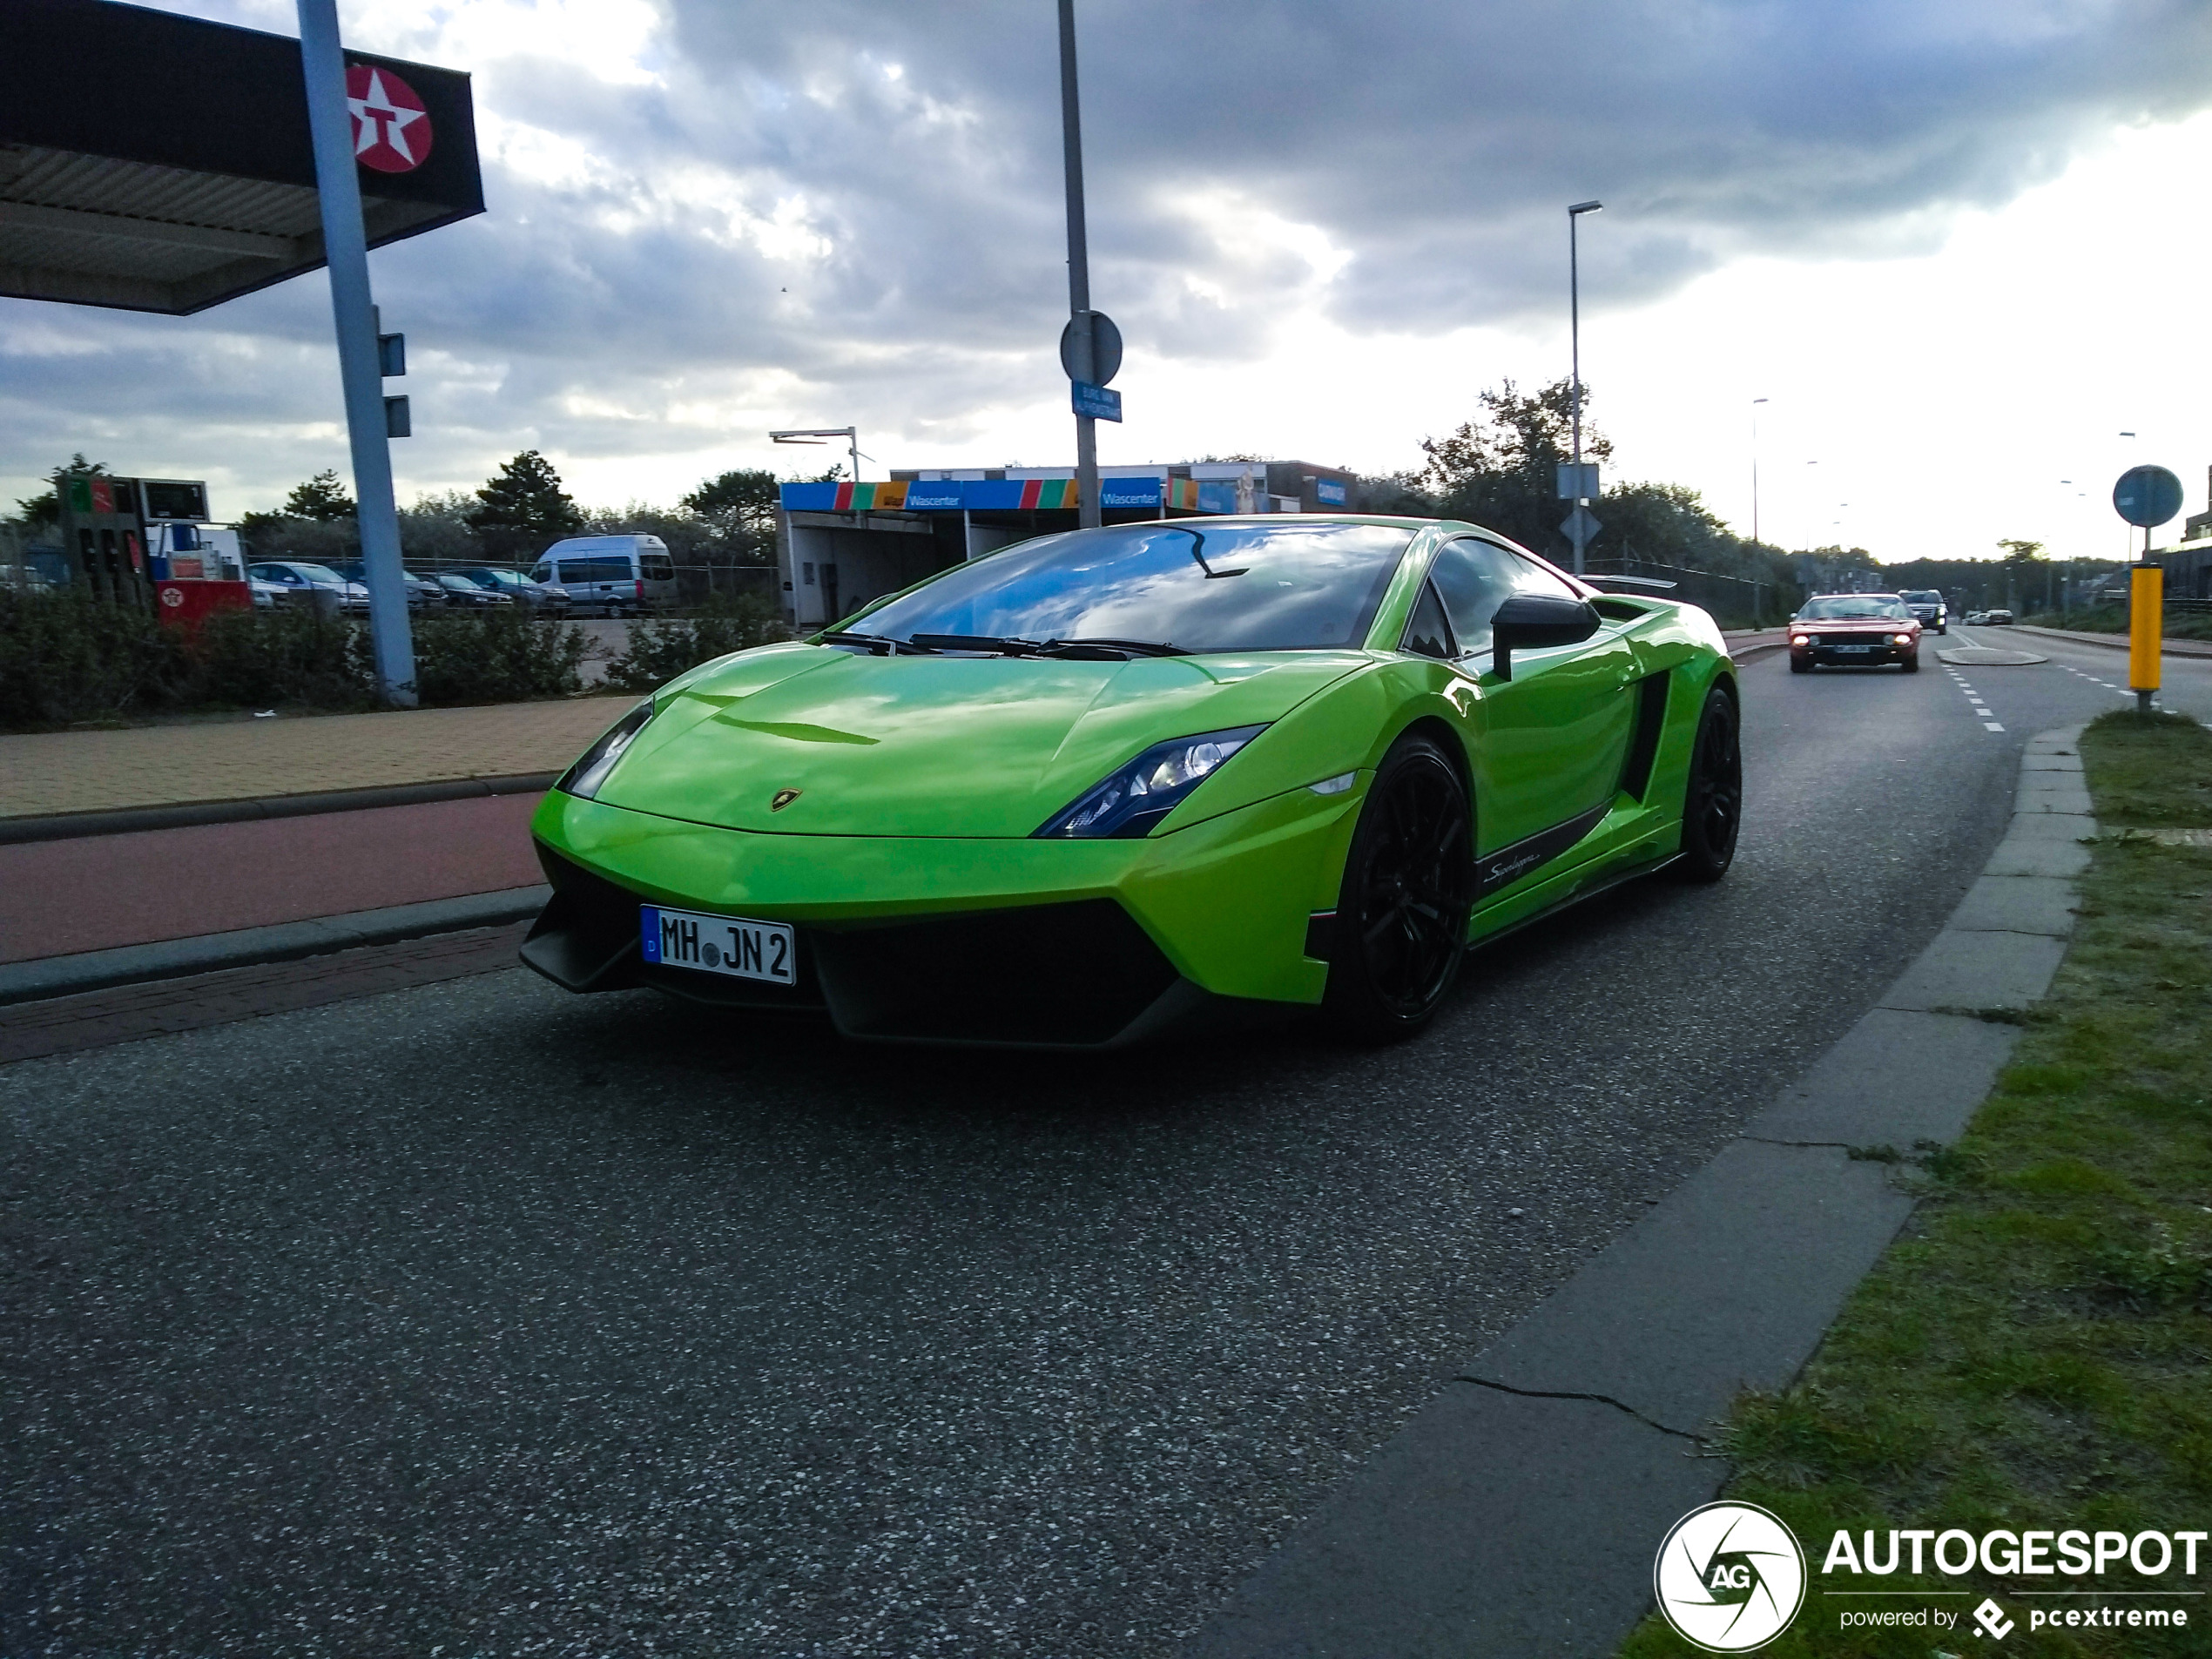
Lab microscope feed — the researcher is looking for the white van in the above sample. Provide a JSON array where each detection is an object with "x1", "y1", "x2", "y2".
[{"x1": 532, "y1": 535, "x2": 678, "y2": 616}]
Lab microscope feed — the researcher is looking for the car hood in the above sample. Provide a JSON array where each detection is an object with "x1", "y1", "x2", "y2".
[
  {"x1": 592, "y1": 642, "x2": 1365, "y2": 838},
  {"x1": 1797, "y1": 617, "x2": 1916, "y2": 632}
]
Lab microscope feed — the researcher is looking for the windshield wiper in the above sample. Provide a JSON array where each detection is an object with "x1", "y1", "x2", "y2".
[
  {"x1": 906, "y1": 632, "x2": 1044, "y2": 656},
  {"x1": 1036, "y1": 637, "x2": 1190, "y2": 658},
  {"x1": 817, "y1": 630, "x2": 934, "y2": 655}
]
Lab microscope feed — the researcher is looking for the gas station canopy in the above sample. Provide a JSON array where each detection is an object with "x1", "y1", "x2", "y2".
[{"x1": 1, "y1": 0, "x2": 482, "y2": 314}]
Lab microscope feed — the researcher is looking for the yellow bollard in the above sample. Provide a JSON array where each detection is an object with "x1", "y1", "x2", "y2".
[{"x1": 2129, "y1": 563, "x2": 2162, "y2": 713}]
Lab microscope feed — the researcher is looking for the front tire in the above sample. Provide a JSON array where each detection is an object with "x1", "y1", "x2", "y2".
[
  {"x1": 1901, "y1": 651, "x2": 1920, "y2": 673},
  {"x1": 1324, "y1": 732, "x2": 1474, "y2": 1042},
  {"x1": 1670, "y1": 686, "x2": 1742, "y2": 884},
  {"x1": 1789, "y1": 655, "x2": 1811, "y2": 674}
]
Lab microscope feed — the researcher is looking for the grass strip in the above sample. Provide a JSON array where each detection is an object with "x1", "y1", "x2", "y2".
[{"x1": 1621, "y1": 711, "x2": 2212, "y2": 1657}]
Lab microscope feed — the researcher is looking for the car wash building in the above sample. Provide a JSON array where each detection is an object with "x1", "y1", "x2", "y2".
[{"x1": 775, "y1": 459, "x2": 1356, "y2": 630}]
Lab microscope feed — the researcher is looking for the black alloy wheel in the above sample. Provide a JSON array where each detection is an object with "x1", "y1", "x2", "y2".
[
  {"x1": 1324, "y1": 732, "x2": 1475, "y2": 1041},
  {"x1": 1671, "y1": 685, "x2": 1743, "y2": 883}
]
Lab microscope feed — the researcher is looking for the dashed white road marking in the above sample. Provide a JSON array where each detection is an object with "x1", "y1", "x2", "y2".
[{"x1": 1983, "y1": 720, "x2": 2006, "y2": 731}]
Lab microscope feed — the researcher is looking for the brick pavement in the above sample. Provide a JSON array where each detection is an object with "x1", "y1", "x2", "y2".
[
  {"x1": 0, "y1": 921, "x2": 533, "y2": 1064},
  {"x1": 0, "y1": 697, "x2": 629, "y2": 820}
]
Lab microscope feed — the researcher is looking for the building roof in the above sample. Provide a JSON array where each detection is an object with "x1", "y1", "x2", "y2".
[{"x1": 1, "y1": 0, "x2": 482, "y2": 314}]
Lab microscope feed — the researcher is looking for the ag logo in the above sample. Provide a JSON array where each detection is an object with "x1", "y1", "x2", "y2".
[
  {"x1": 1654, "y1": 1501, "x2": 1806, "y2": 1652},
  {"x1": 770, "y1": 788, "x2": 801, "y2": 813}
]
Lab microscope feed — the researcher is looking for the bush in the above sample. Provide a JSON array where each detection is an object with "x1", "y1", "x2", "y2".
[
  {"x1": 602, "y1": 591, "x2": 786, "y2": 692},
  {"x1": 0, "y1": 586, "x2": 184, "y2": 725},
  {"x1": 412, "y1": 606, "x2": 589, "y2": 705},
  {"x1": 191, "y1": 604, "x2": 376, "y2": 711}
]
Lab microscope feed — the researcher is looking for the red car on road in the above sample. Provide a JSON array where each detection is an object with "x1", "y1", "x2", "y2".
[{"x1": 1789, "y1": 594, "x2": 1922, "y2": 673}]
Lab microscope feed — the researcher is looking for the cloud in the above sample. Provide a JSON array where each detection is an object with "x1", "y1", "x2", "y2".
[{"x1": 4, "y1": 0, "x2": 2209, "y2": 510}]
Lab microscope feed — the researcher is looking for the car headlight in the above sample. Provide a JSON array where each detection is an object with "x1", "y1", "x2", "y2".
[
  {"x1": 1894, "y1": 633, "x2": 1914, "y2": 645},
  {"x1": 1034, "y1": 725, "x2": 1267, "y2": 839},
  {"x1": 556, "y1": 700, "x2": 655, "y2": 800},
  {"x1": 1791, "y1": 634, "x2": 1810, "y2": 647}
]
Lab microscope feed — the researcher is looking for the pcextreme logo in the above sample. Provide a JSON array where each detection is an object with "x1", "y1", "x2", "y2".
[{"x1": 1654, "y1": 1502, "x2": 1808, "y2": 1652}]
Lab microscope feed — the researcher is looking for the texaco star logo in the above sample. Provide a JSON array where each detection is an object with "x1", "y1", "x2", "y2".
[{"x1": 345, "y1": 65, "x2": 434, "y2": 174}]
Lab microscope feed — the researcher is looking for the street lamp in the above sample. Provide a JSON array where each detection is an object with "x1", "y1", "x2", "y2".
[
  {"x1": 771, "y1": 427, "x2": 865, "y2": 486},
  {"x1": 1562, "y1": 199, "x2": 1602, "y2": 575},
  {"x1": 1568, "y1": 201, "x2": 1602, "y2": 482},
  {"x1": 1750, "y1": 397, "x2": 1769, "y2": 547}
]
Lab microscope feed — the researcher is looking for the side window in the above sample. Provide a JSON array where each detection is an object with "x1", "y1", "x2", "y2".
[
  {"x1": 1430, "y1": 539, "x2": 1521, "y2": 657},
  {"x1": 1506, "y1": 551, "x2": 1581, "y2": 601},
  {"x1": 641, "y1": 554, "x2": 676, "y2": 581},
  {"x1": 1399, "y1": 582, "x2": 1455, "y2": 659},
  {"x1": 529, "y1": 563, "x2": 550, "y2": 583}
]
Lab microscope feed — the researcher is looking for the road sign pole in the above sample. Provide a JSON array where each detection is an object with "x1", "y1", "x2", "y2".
[
  {"x1": 1057, "y1": 0, "x2": 1101, "y2": 529},
  {"x1": 2131, "y1": 545, "x2": 2161, "y2": 714},
  {"x1": 298, "y1": 0, "x2": 415, "y2": 707}
]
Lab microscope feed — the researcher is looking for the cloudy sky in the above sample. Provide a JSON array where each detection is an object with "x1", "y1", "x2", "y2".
[{"x1": 6, "y1": 0, "x2": 2211, "y2": 563}]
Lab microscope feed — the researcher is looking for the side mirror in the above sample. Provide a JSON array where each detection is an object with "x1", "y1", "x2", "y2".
[{"x1": 1491, "y1": 593, "x2": 1600, "y2": 681}]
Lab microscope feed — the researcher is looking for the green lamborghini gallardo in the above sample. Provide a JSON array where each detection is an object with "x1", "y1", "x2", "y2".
[{"x1": 521, "y1": 516, "x2": 1741, "y2": 1045}]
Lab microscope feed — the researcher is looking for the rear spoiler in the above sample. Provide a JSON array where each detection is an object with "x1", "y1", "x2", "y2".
[{"x1": 1582, "y1": 573, "x2": 1678, "y2": 592}]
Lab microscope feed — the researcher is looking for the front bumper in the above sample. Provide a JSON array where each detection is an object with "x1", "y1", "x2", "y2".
[
  {"x1": 1791, "y1": 639, "x2": 1917, "y2": 665},
  {"x1": 520, "y1": 779, "x2": 1365, "y2": 1046}
]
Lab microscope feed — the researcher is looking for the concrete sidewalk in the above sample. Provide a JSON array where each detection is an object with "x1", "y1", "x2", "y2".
[
  {"x1": 0, "y1": 696, "x2": 627, "y2": 822},
  {"x1": 2013, "y1": 623, "x2": 2212, "y2": 658},
  {"x1": 1190, "y1": 725, "x2": 2095, "y2": 1657}
]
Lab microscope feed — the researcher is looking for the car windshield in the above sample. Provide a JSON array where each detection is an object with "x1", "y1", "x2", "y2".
[
  {"x1": 1799, "y1": 597, "x2": 1910, "y2": 620},
  {"x1": 283, "y1": 563, "x2": 344, "y2": 584},
  {"x1": 852, "y1": 522, "x2": 1414, "y2": 652},
  {"x1": 440, "y1": 573, "x2": 486, "y2": 589},
  {"x1": 1898, "y1": 590, "x2": 1940, "y2": 605}
]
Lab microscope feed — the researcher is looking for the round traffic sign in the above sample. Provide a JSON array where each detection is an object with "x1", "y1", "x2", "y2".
[
  {"x1": 1059, "y1": 310, "x2": 1123, "y2": 386},
  {"x1": 2113, "y1": 465, "x2": 2183, "y2": 529}
]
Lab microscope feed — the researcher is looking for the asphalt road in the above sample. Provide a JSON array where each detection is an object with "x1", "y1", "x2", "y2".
[{"x1": 0, "y1": 640, "x2": 2171, "y2": 1658}]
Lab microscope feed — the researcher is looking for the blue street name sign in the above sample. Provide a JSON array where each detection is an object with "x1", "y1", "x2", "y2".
[
  {"x1": 2113, "y1": 465, "x2": 2183, "y2": 529},
  {"x1": 1072, "y1": 381, "x2": 1123, "y2": 423}
]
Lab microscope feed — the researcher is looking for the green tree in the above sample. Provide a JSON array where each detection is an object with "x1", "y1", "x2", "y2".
[
  {"x1": 283, "y1": 469, "x2": 356, "y2": 523},
  {"x1": 679, "y1": 468, "x2": 779, "y2": 562},
  {"x1": 469, "y1": 450, "x2": 583, "y2": 539},
  {"x1": 13, "y1": 454, "x2": 110, "y2": 527},
  {"x1": 1419, "y1": 378, "x2": 1614, "y2": 556}
]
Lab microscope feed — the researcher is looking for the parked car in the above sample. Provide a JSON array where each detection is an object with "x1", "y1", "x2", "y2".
[
  {"x1": 1788, "y1": 594, "x2": 1922, "y2": 672},
  {"x1": 331, "y1": 562, "x2": 446, "y2": 609},
  {"x1": 246, "y1": 561, "x2": 360, "y2": 612},
  {"x1": 428, "y1": 571, "x2": 513, "y2": 608},
  {"x1": 455, "y1": 566, "x2": 571, "y2": 610},
  {"x1": 531, "y1": 535, "x2": 678, "y2": 616},
  {"x1": 1897, "y1": 589, "x2": 1947, "y2": 634},
  {"x1": 1985, "y1": 609, "x2": 2014, "y2": 625}
]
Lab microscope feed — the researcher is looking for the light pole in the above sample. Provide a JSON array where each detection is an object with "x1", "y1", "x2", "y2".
[
  {"x1": 1750, "y1": 397, "x2": 1769, "y2": 547},
  {"x1": 771, "y1": 427, "x2": 864, "y2": 487},
  {"x1": 1568, "y1": 200, "x2": 1602, "y2": 486},
  {"x1": 1561, "y1": 199, "x2": 1602, "y2": 575},
  {"x1": 298, "y1": 0, "x2": 415, "y2": 706},
  {"x1": 1059, "y1": 0, "x2": 1102, "y2": 529}
]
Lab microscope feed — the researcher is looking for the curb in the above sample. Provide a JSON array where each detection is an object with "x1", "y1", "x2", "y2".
[
  {"x1": 0, "y1": 772, "x2": 563, "y2": 847},
  {"x1": 1186, "y1": 724, "x2": 2095, "y2": 1659},
  {"x1": 0, "y1": 887, "x2": 550, "y2": 1008},
  {"x1": 2012, "y1": 624, "x2": 2212, "y2": 659}
]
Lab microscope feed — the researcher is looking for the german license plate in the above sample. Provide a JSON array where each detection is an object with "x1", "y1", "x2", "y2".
[
  {"x1": 640, "y1": 905, "x2": 794, "y2": 984},
  {"x1": 1836, "y1": 643, "x2": 1872, "y2": 653}
]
